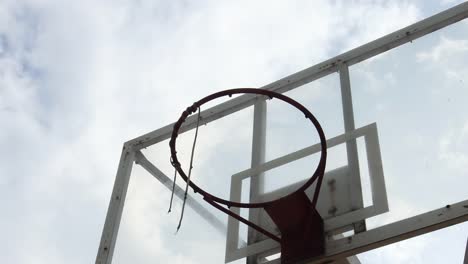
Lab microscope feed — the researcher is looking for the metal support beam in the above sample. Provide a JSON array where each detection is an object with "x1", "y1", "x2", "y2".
[
  {"x1": 96, "y1": 145, "x2": 135, "y2": 264},
  {"x1": 338, "y1": 63, "x2": 365, "y2": 234},
  {"x1": 247, "y1": 100, "x2": 267, "y2": 264},
  {"x1": 134, "y1": 151, "x2": 227, "y2": 236},
  {"x1": 320, "y1": 234, "x2": 362, "y2": 264},
  {"x1": 126, "y1": 2, "x2": 468, "y2": 151},
  {"x1": 305, "y1": 199, "x2": 468, "y2": 263}
]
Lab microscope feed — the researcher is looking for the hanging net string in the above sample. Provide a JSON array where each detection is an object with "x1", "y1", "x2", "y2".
[
  {"x1": 167, "y1": 164, "x2": 177, "y2": 213},
  {"x1": 176, "y1": 106, "x2": 202, "y2": 232}
]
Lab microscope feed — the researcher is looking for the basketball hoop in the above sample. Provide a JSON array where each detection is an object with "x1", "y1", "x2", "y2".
[{"x1": 169, "y1": 88, "x2": 327, "y2": 263}]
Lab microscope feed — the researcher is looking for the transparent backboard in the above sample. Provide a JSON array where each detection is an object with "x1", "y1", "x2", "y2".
[{"x1": 104, "y1": 5, "x2": 468, "y2": 264}]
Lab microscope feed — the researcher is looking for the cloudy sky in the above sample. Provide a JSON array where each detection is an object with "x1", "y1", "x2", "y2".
[{"x1": 1, "y1": 0, "x2": 468, "y2": 263}]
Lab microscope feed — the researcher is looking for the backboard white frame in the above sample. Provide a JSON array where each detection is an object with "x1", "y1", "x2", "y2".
[
  {"x1": 96, "y1": 3, "x2": 468, "y2": 264},
  {"x1": 225, "y1": 123, "x2": 388, "y2": 263}
]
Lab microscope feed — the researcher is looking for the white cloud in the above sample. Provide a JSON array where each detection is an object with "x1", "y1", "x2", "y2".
[
  {"x1": 440, "y1": 0, "x2": 464, "y2": 6},
  {"x1": 334, "y1": 1, "x2": 422, "y2": 52},
  {"x1": 417, "y1": 36, "x2": 468, "y2": 63},
  {"x1": 359, "y1": 236, "x2": 427, "y2": 264},
  {"x1": 438, "y1": 122, "x2": 468, "y2": 173},
  {"x1": 415, "y1": 34, "x2": 468, "y2": 175},
  {"x1": 418, "y1": 36, "x2": 468, "y2": 86},
  {"x1": 4, "y1": 1, "x2": 466, "y2": 263}
]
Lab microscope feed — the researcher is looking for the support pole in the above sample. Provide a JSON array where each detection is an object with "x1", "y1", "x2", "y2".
[
  {"x1": 464, "y1": 236, "x2": 468, "y2": 264},
  {"x1": 338, "y1": 62, "x2": 366, "y2": 233},
  {"x1": 247, "y1": 99, "x2": 267, "y2": 264},
  {"x1": 96, "y1": 145, "x2": 135, "y2": 264}
]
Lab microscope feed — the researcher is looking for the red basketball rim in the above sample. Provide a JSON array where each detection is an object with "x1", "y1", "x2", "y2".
[{"x1": 169, "y1": 88, "x2": 327, "y2": 209}]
